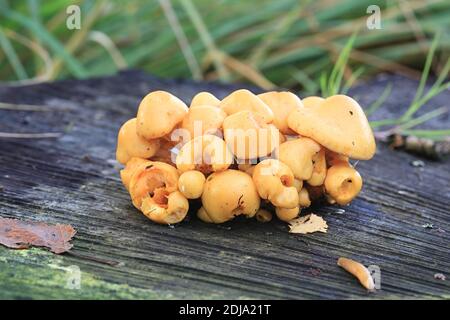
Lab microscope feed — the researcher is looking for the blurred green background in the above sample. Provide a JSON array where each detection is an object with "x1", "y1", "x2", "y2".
[{"x1": 0, "y1": 0, "x2": 449, "y2": 95}]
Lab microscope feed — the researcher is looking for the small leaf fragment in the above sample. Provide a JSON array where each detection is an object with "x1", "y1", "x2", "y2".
[{"x1": 289, "y1": 213, "x2": 328, "y2": 234}]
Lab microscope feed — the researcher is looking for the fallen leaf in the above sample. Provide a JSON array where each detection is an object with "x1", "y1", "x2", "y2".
[
  {"x1": 289, "y1": 213, "x2": 328, "y2": 234},
  {"x1": 0, "y1": 217, "x2": 76, "y2": 254}
]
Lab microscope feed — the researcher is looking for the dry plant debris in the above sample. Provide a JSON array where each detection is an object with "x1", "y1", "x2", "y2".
[
  {"x1": 0, "y1": 217, "x2": 76, "y2": 254},
  {"x1": 288, "y1": 214, "x2": 328, "y2": 234}
]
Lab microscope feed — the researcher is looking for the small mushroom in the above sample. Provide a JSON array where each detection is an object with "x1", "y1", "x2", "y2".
[
  {"x1": 275, "y1": 206, "x2": 300, "y2": 222},
  {"x1": 307, "y1": 148, "x2": 327, "y2": 186},
  {"x1": 125, "y1": 160, "x2": 189, "y2": 224},
  {"x1": 128, "y1": 160, "x2": 179, "y2": 209},
  {"x1": 277, "y1": 137, "x2": 321, "y2": 180},
  {"x1": 256, "y1": 209, "x2": 273, "y2": 223},
  {"x1": 298, "y1": 188, "x2": 311, "y2": 208},
  {"x1": 223, "y1": 110, "x2": 280, "y2": 159},
  {"x1": 324, "y1": 164, "x2": 363, "y2": 205},
  {"x1": 220, "y1": 89, "x2": 274, "y2": 123},
  {"x1": 116, "y1": 118, "x2": 160, "y2": 165},
  {"x1": 176, "y1": 134, "x2": 233, "y2": 174},
  {"x1": 180, "y1": 105, "x2": 226, "y2": 139},
  {"x1": 198, "y1": 169, "x2": 260, "y2": 223},
  {"x1": 190, "y1": 91, "x2": 221, "y2": 108},
  {"x1": 140, "y1": 191, "x2": 189, "y2": 224},
  {"x1": 178, "y1": 170, "x2": 206, "y2": 199},
  {"x1": 302, "y1": 96, "x2": 324, "y2": 108},
  {"x1": 137, "y1": 91, "x2": 188, "y2": 140},
  {"x1": 257, "y1": 91, "x2": 303, "y2": 134},
  {"x1": 288, "y1": 95, "x2": 376, "y2": 160},
  {"x1": 253, "y1": 159, "x2": 299, "y2": 209}
]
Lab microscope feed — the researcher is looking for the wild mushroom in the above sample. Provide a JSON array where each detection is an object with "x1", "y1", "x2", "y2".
[
  {"x1": 288, "y1": 95, "x2": 376, "y2": 160},
  {"x1": 277, "y1": 137, "x2": 321, "y2": 180},
  {"x1": 178, "y1": 170, "x2": 206, "y2": 199},
  {"x1": 116, "y1": 118, "x2": 160, "y2": 165},
  {"x1": 180, "y1": 105, "x2": 226, "y2": 139},
  {"x1": 136, "y1": 91, "x2": 188, "y2": 140},
  {"x1": 252, "y1": 159, "x2": 299, "y2": 209},
  {"x1": 220, "y1": 89, "x2": 274, "y2": 123},
  {"x1": 256, "y1": 209, "x2": 273, "y2": 223},
  {"x1": 140, "y1": 191, "x2": 189, "y2": 224},
  {"x1": 124, "y1": 160, "x2": 189, "y2": 224},
  {"x1": 190, "y1": 91, "x2": 221, "y2": 108},
  {"x1": 307, "y1": 148, "x2": 327, "y2": 186},
  {"x1": 324, "y1": 164, "x2": 363, "y2": 205},
  {"x1": 302, "y1": 96, "x2": 324, "y2": 108},
  {"x1": 223, "y1": 110, "x2": 280, "y2": 159},
  {"x1": 198, "y1": 169, "x2": 260, "y2": 223},
  {"x1": 275, "y1": 206, "x2": 300, "y2": 222},
  {"x1": 298, "y1": 188, "x2": 311, "y2": 208},
  {"x1": 257, "y1": 91, "x2": 303, "y2": 134},
  {"x1": 176, "y1": 134, "x2": 233, "y2": 174}
]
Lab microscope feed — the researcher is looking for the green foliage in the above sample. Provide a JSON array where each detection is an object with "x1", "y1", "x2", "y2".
[{"x1": 0, "y1": 0, "x2": 448, "y2": 90}]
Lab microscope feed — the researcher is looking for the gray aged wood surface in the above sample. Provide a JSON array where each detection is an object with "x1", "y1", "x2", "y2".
[{"x1": 0, "y1": 71, "x2": 449, "y2": 299}]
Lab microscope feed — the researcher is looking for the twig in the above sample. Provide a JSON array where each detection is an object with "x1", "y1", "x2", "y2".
[{"x1": 0, "y1": 132, "x2": 62, "y2": 139}]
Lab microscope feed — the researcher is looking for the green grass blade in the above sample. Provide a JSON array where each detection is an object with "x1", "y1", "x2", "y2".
[
  {"x1": 365, "y1": 83, "x2": 392, "y2": 116},
  {"x1": 0, "y1": 4, "x2": 87, "y2": 78},
  {"x1": 0, "y1": 27, "x2": 28, "y2": 80}
]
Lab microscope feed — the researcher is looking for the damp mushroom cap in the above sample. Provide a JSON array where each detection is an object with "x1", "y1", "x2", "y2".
[
  {"x1": 220, "y1": 89, "x2": 274, "y2": 123},
  {"x1": 199, "y1": 169, "x2": 261, "y2": 223},
  {"x1": 257, "y1": 91, "x2": 303, "y2": 135},
  {"x1": 136, "y1": 91, "x2": 188, "y2": 140},
  {"x1": 288, "y1": 95, "x2": 376, "y2": 160}
]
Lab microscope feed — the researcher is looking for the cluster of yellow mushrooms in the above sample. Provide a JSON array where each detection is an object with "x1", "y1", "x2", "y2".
[{"x1": 116, "y1": 89, "x2": 376, "y2": 225}]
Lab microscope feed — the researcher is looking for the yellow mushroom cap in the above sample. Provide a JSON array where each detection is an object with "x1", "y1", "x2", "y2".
[
  {"x1": 176, "y1": 134, "x2": 234, "y2": 174},
  {"x1": 277, "y1": 137, "x2": 321, "y2": 180},
  {"x1": 178, "y1": 170, "x2": 206, "y2": 199},
  {"x1": 141, "y1": 191, "x2": 189, "y2": 224},
  {"x1": 190, "y1": 92, "x2": 221, "y2": 108},
  {"x1": 252, "y1": 159, "x2": 299, "y2": 209},
  {"x1": 220, "y1": 89, "x2": 274, "y2": 123},
  {"x1": 223, "y1": 110, "x2": 280, "y2": 160},
  {"x1": 180, "y1": 105, "x2": 226, "y2": 139},
  {"x1": 288, "y1": 95, "x2": 376, "y2": 160},
  {"x1": 324, "y1": 164, "x2": 363, "y2": 205},
  {"x1": 200, "y1": 169, "x2": 261, "y2": 223},
  {"x1": 128, "y1": 161, "x2": 179, "y2": 209},
  {"x1": 116, "y1": 118, "x2": 160, "y2": 165},
  {"x1": 257, "y1": 91, "x2": 303, "y2": 134},
  {"x1": 275, "y1": 206, "x2": 300, "y2": 222},
  {"x1": 302, "y1": 96, "x2": 325, "y2": 108},
  {"x1": 136, "y1": 91, "x2": 188, "y2": 140}
]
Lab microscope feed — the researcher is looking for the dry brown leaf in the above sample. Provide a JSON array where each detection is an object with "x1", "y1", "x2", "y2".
[
  {"x1": 0, "y1": 217, "x2": 76, "y2": 254},
  {"x1": 288, "y1": 213, "x2": 328, "y2": 234}
]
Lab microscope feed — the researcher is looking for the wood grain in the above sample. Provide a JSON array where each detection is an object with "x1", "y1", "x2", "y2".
[{"x1": 0, "y1": 71, "x2": 449, "y2": 299}]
